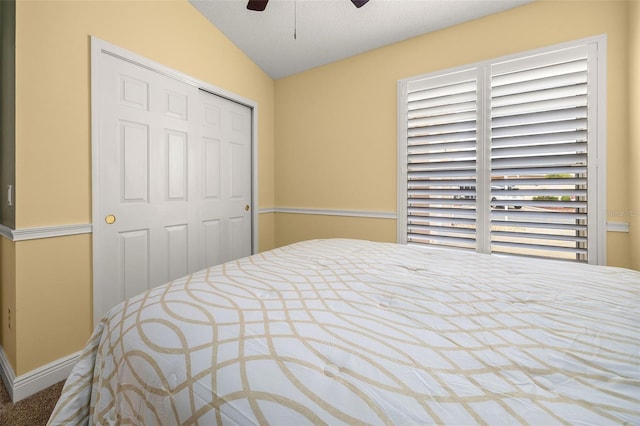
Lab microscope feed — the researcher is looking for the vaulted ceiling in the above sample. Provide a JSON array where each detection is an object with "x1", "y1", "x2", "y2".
[{"x1": 190, "y1": 0, "x2": 533, "y2": 79}]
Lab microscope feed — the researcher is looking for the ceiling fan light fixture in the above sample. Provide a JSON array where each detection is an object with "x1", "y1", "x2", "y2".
[
  {"x1": 247, "y1": 0, "x2": 368, "y2": 12},
  {"x1": 247, "y1": 0, "x2": 269, "y2": 11},
  {"x1": 351, "y1": 0, "x2": 369, "y2": 8}
]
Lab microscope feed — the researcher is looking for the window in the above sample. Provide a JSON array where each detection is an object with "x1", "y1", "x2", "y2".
[{"x1": 397, "y1": 36, "x2": 606, "y2": 264}]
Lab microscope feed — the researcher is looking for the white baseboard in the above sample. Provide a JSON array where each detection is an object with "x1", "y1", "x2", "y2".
[{"x1": 0, "y1": 346, "x2": 80, "y2": 403}]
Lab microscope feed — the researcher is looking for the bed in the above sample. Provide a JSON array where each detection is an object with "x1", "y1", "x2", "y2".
[{"x1": 48, "y1": 238, "x2": 639, "y2": 425}]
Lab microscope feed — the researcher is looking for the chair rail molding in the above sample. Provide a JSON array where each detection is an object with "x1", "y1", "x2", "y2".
[
  {"x1": 0, "y1": 223, "x2": 92, "y2": 242},
  {"x1": 267, "y1": 207, "x2": 397, "y2": 220}
]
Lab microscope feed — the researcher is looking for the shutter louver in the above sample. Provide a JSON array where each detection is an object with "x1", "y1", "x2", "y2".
[
  {"x1": 406, "y1": 70, "x2": 478, "y2": 249},
  {"x1": 490, "y1": 49, "x2": 590, "y2": 261},
  {"x1": 400, "y1": 39, "x2": 601, "y2": 263}
]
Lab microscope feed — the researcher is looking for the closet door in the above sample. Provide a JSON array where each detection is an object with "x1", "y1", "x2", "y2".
[
  {"x1": 198, "y1": 89, "x2": 253, "y2": 267},
  {"x1": 92, "y1": 48, "x2": 252, "y2": 324}
]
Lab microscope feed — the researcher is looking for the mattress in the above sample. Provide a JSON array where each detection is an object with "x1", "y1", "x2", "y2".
[{"x1": 48, "y1": 239, "x2": 640, "y2": 425}]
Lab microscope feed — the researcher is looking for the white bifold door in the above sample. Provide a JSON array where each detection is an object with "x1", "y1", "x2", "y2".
[{"x1": 92, "y1": 47, "x2": 253, "y2": 324}]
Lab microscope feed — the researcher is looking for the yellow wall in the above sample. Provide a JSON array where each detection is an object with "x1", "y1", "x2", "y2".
[
  {"x1": 8, "y1": 0, "x2": 275, "y2": 375},
  {"x1": 275, "y1": 213, "x2": 396, "y2": 245},
  {"x1": 15, "y1": 236, "x2": 92, "y2": 373},
  {"x1": 274, "y1": 0, "x2": 637, "y2": 268},
  {"x1": 0, "y1": 237, "x2": 16, "y2": 369}
]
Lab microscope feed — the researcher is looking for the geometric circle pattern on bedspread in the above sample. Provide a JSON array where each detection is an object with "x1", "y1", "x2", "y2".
[{"x1": 49, "y1": 239, "x2": 640, "y2": 425}]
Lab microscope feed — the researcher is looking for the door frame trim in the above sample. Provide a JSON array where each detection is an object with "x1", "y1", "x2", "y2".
[{"x1": 90, "y1": 37, "x2": 258, "y2": 322}]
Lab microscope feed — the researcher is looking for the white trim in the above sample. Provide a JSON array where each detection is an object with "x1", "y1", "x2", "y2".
[
  {"x1": 272, "y1": 207, "x2": 396, "y2": 220},
  {"x1": 0, "y1": 223, "x2": 12, "y2": 240},
  {"x1": 397, "y1": 79, "x2": 409, "y2": 244},
  {"x1": 0, "y1": 346, "x2": 15, "y2": 399},
  {"x1": 251, "y1": 104, "x2": 259, "y2": 254},
  {"x1": 12, "y1": 224, "x2": 92, "y2": 241},
  {"x1": 258, "y1": 207, "x2": 276, "y2": 214},
  {"x1": 0, "y1": 223, "x2": 92, "y2": 242},
  {"x1": 606, "y1": 222, "x2": 630, "y2": 233},
  {"x1": 0, "y1": 346, "x2": 80, "y2": 403},
  {"x1": 594, "y1": 37, "x2": 608, "y2": 264}
]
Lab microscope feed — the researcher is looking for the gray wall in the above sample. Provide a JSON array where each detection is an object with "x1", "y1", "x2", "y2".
[{"x1": 1, "y1": 0, "x2": 16, "y2": 229}]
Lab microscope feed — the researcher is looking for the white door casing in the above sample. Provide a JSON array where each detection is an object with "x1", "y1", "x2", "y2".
[{"x1": 91, "y1": 38, "x2": 257, "y2": 325}]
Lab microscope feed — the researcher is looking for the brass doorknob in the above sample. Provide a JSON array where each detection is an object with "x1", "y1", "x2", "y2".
[
  {"x1": 105, "y1": 214, "x2": 116, "y2": 224},
  {"x1": 244, "y1": 204, "x2": 250, "y2": 211}
]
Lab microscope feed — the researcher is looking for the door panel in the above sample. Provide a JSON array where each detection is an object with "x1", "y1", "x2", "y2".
[
  {"x1": 166, "y1": 131, "x2": 188, "y2": 200},
  {"x1": 203, "y1": 220, "x2": 221, "y2": 266},
  {"x1": 121, "y1": 229, "x2": 150, "y2": 300},
  {"x1": 121, "y1": 121, "x2": 149, "y2": 202},
  {"x1": 166, "y1": 224, "x2": 189, "y2": 280},
  {"x1": 93, "y1": 51, "x2": 252, "y2": 324},
  {"x1": 203, "y1": 137, "x2": 221, "y2": 199}
]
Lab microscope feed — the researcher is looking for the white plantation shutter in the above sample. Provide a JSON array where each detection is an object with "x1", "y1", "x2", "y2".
[
  {"x1": 398, "y1": 37, "x2": 605, "y2": 264},
  {"x1": 490, "y1": 46, "x2": 593, "y2": 261},
  {"x1": 405, "y1": 69, "x2": 479, "y2": 249}
]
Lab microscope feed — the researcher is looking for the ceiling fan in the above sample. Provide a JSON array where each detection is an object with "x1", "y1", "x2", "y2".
[{"x1": 247, "y1": 0, "x2": 369, "y2": 12}]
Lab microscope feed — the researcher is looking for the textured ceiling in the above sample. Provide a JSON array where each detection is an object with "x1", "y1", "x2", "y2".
[{"x1": 190, "y1": 0, "x2": 533, "y2": 79}]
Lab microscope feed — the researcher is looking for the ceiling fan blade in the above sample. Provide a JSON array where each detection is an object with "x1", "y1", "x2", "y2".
[
  {"x1": 247, "y1": 0, "x2": 268, "y2": 11},
  {"x1": 351, "y1": 0, "x2": 369, "y2": 7}
]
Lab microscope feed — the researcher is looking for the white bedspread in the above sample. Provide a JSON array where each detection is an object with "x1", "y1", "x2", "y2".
[{"x1": 48, "y1": 239, "x2": 640, "y2": 425}]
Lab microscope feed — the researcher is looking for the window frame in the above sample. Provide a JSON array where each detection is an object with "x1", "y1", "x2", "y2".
[{"x1": 397, "y1": 35, "x2": 607, "y2": 265}]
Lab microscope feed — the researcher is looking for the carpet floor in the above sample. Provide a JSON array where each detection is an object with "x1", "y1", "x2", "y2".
[{"x1": 0, "y1": 380, "x2": 64, "y2": 425}]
